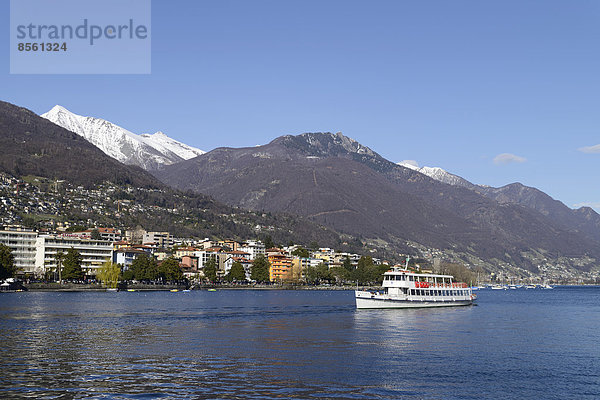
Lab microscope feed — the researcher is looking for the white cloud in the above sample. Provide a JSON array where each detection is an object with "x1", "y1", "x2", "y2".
[
  {"x1": 493, "y1": 153, "x2": 527, "y2": 165},
  {"x1": 578, "y1": 144, "x2": 600, "y2": 154}
]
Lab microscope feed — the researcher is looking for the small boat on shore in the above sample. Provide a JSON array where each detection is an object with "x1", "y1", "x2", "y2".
[
  {"x1": 525, "y1": 284, "x2": 537, "y2": 289},
  {"x1": 355, "y1": 259, "x2": 476, "y2": 309}
]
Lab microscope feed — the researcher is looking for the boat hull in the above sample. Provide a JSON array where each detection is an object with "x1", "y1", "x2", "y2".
[{"x1": 355, "y1": 293, "x2": 473, "y2": 309}]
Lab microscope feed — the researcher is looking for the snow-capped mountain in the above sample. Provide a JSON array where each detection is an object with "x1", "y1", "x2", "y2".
[
  {"x1": 398, "y1": 161, "x2": 475, "y2": 188},
  {"x1": 140, "y1": 131, "x2": 204, "y2": 161},
  {"x1": 41, "y1": 105, "x2": 205, "y2": 170}
]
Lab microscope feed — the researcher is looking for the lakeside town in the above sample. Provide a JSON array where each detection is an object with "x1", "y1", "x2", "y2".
[
  {"x1": 0, "y1": 223, "x2": 388, "y2": 285},
  {"x1": 1, "y1": 172, "x2": 599, "y2": 288}
]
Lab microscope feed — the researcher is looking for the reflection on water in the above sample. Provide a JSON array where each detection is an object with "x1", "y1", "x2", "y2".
[{"x1": 1, "y1": 288, "x2": 599, "y2": 399}]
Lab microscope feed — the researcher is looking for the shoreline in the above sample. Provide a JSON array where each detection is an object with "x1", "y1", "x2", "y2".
[
  {"x1": 6, "y1": 283, "x2": 599, "y2": 293},
  {"x1": 17, "y1": 283, "x2": 361, "y2": 292}
]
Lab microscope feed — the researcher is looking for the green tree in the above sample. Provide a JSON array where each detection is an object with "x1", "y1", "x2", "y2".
[
  {"x1": 203, "y1": 257, "x2": 218, "y2": 282},
  {"x1": 226, "y1": 261, "x2": 246, "y2": 282},
  {"x1": 305, "y1": 262, "x2": 333, "y2": 285},
  {"x1": 250, "y1": 254, "x2": 270, "y2": 283},
  {"x1": 292, "y1": 247, "x2": 310, "y2": 258},
  {"x1": 130, "y1": 253, "x2": 159, "y2": 281},
  {"x1": 121, "y1": 267, "x2": 135, "y2": 281},
  {"x1": 0, "y1": 244, "x2": 16, "y2": 280},
  {"x1": 330, "y1": 266, "x2": 349, "y2": 282},
  {"x1": 159, "y1": 257, "x2": 184, "y2": 282},
  {"x1": 352, "y1": 256, "x2": 380, "y2": 284},
  {"x1": 97, "y1": 261, "x2": 120, "y2": 288},
  {"x1": 342, "y1": 255, "x2": 353, "y2": 272},
  {"x1": 62, "y1": 247, "x2": 84, "y2": 281},
  {"x1": 90, "y1": 228, "x2": 102, "y2": 240}
]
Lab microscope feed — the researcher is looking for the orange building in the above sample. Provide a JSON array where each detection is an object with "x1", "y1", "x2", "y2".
[{"x1": 268, "y1": 252, "x2": 293, "y2": 282}]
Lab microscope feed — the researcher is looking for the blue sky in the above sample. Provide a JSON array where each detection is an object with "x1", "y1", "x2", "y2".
[{"x1": 2, "y1": 0, "x2": 599, "y2": 211}]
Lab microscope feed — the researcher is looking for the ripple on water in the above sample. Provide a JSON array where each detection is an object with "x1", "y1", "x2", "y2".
[{"x1": 1, "y1": 288, "x2": 600, "y2": 399}]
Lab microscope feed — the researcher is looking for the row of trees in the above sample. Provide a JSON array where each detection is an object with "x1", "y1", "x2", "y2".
[
  {"x1": 304, "y1": 256, "x2": 388, "y2": 285},
  {"x1": 121, "y1": 254, "x2": 184, "y2": 283},
  {"x1": 200, "y1": 254, "x2": 269, "y2": 283},
  {"x1": 48, "y1": 247, "x2": 85, "y2": 282},
  {"x1": 200, "y1": 254, "x2": 388, "y2": 285}
]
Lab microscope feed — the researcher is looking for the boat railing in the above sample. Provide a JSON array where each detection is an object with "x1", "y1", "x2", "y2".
[{"x1": 414, "y1": 282, "x2": 469, "y2": 288}]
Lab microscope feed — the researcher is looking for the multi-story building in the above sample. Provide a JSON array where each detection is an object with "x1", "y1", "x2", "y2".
[
  {"x1": 0, "y1": 226, "x2": 38, "y2": 277},
  {"x1": 175, "y1": 247, "x2": 198, "y2": 259},
  {"x1": 223, "y1": 256, "x2": 252, "y2": 280},
  {"x1": 194, "y1": 247, "x2": 225, "y2": 270},
  {"x1": 72, "y1": 228, "x2": 122, "y2": 242},
  {"x1": 312, "y1": 248, "x2": 336, "y2": 265},
  {"x1": 238, "y1": 240, "x2": 265, "y2": 260},
  {"x1": 142, "y1": 231, "x2": 173, "y2": 248},
  {"x1": 181, "y1": 255, "x2": 199, "y2": 277},
  {"x1": 93, "y1": 228, "x2": 122, "y2": 242},
  {"x1": 35, "y1": 235, "x2": 113, "y2": 278},
  {"x1": 268, "y1": 251, "x2": 293, "y2": 282},
  {"x1": 332, "y1": 252, "x2": 361, "y2": 266},
  {"x1": 217, "y1": 240, "x2": 239, "y2": 251},
  {"x1": 113, "y1": 247, "x2": 148, "y2": 270}
]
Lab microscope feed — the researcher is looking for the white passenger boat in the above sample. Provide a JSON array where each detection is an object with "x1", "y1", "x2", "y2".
[{"x1": 355, "y1": 262, "x2": 476, "y2": 309}]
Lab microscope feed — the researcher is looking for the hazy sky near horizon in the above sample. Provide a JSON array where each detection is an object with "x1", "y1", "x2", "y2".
[{"x1": 2, "y1": 0, "x2": 599, "y2": 211}]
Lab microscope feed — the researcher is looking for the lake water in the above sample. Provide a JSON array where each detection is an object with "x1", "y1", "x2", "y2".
[{"x1": 1, "y1": 287, "x2": 599, "y2": 399}]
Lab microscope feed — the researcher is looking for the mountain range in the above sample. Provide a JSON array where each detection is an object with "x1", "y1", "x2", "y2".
[
  {"x1": 154, "y1": 132, "x2": 600, "y2": 270},
  {"x1": 0, "y1": 101, "x2": 159, "y2": 188},
  {"x1": 42, "y1": 105, "x2": 205, "y2": 170},
  {"x1": 0, "y1": 101, "x2": 348, "y2": 249},
  {"x1": 399, "y1": 161, "x2": 600, "y2": 243},
  {"x1": 4, "y1": 100, "x2": 598, "y2": 271}
]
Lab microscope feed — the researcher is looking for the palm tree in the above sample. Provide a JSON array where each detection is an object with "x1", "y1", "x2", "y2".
[{"x1": 54, "y1": 251, "x2": 65, "y2": 284}]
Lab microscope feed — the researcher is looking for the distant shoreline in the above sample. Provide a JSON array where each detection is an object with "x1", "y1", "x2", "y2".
[
  {"x1": 19, "y1": 283, "x2": 359, "y2": 292},
  {"x1": 7, "y1": 283, "x2": 598, "y2": 293}
]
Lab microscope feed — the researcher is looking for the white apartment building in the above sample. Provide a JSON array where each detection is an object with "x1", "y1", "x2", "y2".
[
  {"x1": 238, "y1": 240, "x2": 265, "y2": 260},
  {"x1": 0, "y1": 226, "x2": 38, "y2": 276},
  {"x1": 35, "y1": 235, "x2": 113, "y2": 277}
]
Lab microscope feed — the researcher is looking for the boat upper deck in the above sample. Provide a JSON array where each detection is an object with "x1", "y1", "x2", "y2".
[{"x1": 382, "y1": 269, "x2": 469, "y2": 288}]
